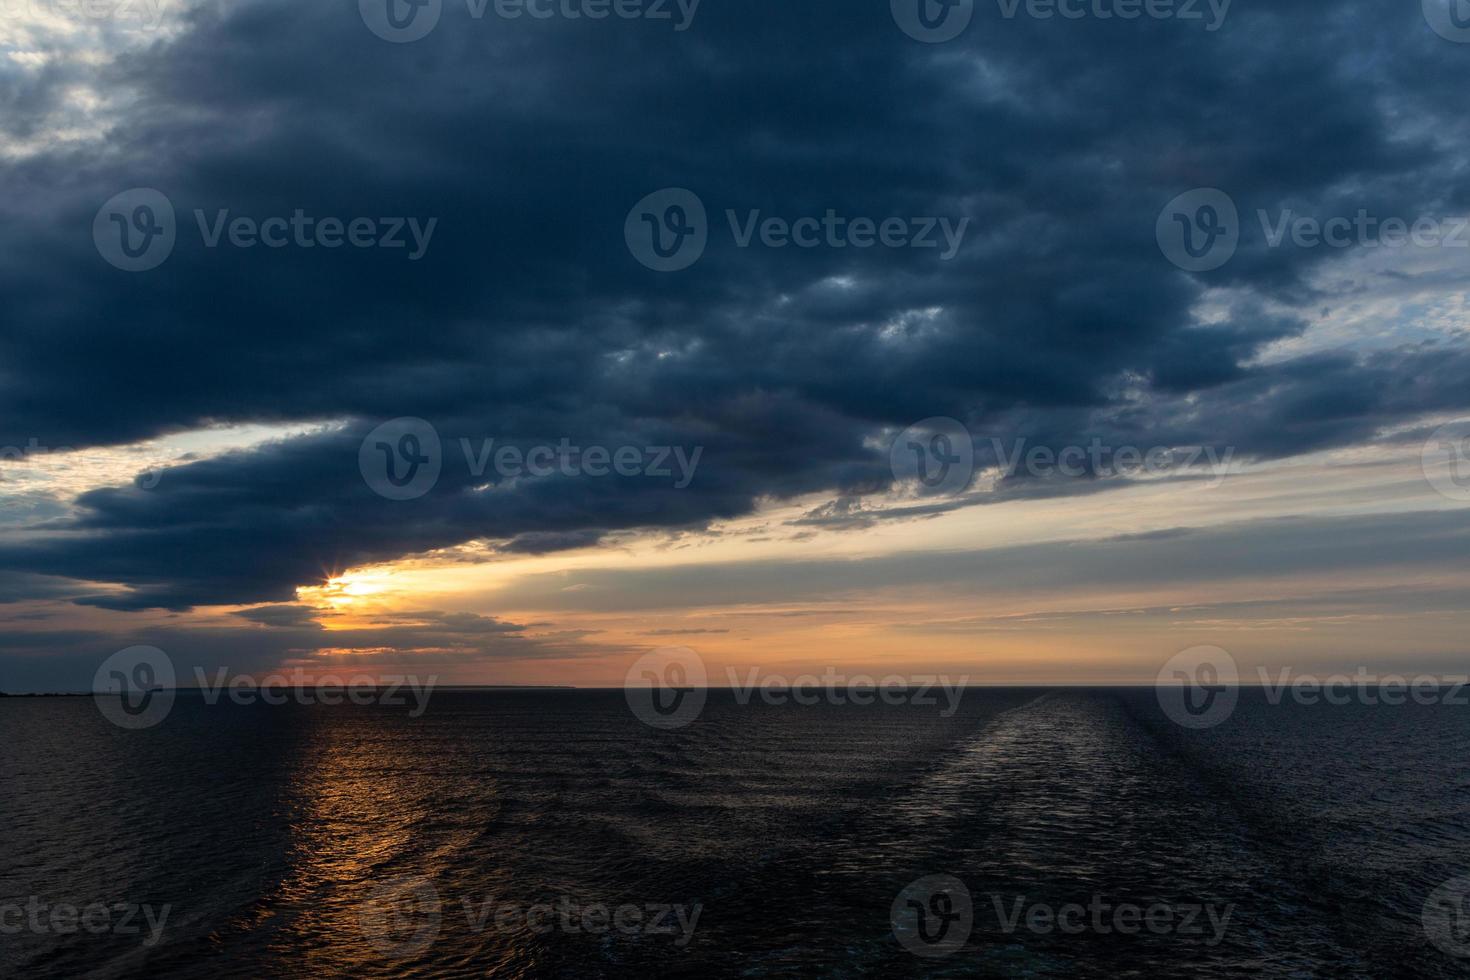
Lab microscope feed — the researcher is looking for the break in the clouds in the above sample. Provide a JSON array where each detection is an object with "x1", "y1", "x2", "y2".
[{"x1": 0, "y1": 0, "x2": 1468, "y2": 654}]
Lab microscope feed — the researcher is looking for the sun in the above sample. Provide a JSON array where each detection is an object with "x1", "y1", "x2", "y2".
[{"x1": 298, "y1": 570, "x2": 393, "y2": 609}]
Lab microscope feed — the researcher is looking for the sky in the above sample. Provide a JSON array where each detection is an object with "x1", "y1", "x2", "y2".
[{"x1": 1, "y1": 0, "x2": 1469, "y2": 691}]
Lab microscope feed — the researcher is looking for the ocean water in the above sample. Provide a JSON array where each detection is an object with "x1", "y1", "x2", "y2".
[{"x1": 2, "y1": 689, "x2": 1468, "y2": 977}]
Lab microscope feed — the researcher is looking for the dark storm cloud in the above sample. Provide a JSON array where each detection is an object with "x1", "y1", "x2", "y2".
[
  {"x1": 233, "y1": 603, "x2": 323, "y2": 628},
  {"x1": 0, "y1": 0, "x2": 1468, "y2": 608},
  {"x1": 0, "y1": 571, "x2": 77, "y2": 605}
]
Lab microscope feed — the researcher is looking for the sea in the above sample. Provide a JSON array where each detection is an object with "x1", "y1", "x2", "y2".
[{"x1": 2, "y1": 688, "x2": 1468, "y2": 977}]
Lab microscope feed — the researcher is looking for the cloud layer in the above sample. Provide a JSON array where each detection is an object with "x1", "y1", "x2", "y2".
[{"x1": 1, "y1": 0, "x2": 1468, "y2": 614}]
